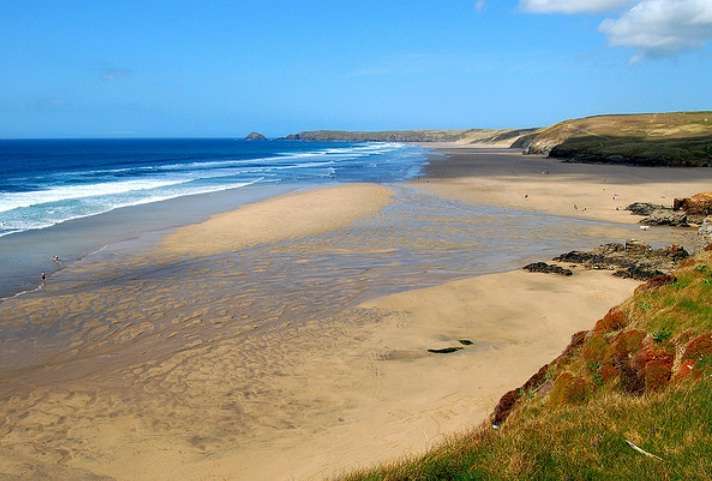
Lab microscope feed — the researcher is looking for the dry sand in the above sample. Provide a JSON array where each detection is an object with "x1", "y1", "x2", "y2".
[
  {"x1": 169, "y1": 269, "x2": 636, "y2": 481},
  {"x1": 417, "y1": 147, "x2": 712, "y2": 224},
  {"x1": 161, "y1": 183, "x2": 393, "y2": 256}
]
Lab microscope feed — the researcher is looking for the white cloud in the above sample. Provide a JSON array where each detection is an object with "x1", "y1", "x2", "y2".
[
  {"x1": 520, "y1": 0, "x2": 632, "y2": 14},
  {"x1": 521, "y1": 0, "x2": 712, "y2": 59},
  {"x1": 600, "y1": 0, "x2": 712, "y2": 59},
  {"x1": 475, "y1": 0, "x2": 486, "y2": 12}
]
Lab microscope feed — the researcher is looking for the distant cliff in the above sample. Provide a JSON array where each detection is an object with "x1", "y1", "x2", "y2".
[
  {"x1": 283, "y1": 130, "x2": 471, "y2": 142},
  {"x1": 517, "y1": 112, "x2": 712, "y2": 167},
  {"x1": 283, "y1": 128, "x2": 538, "y2": 145}
]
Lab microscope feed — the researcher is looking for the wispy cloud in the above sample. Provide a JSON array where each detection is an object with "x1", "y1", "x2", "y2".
[
  {"x1": 101, "y1": 67, "x2": 132, "y2": 81},
  {"x1": 520, "y1": 0, "x2": 632, "y2": 14},
  {"x1": 30, "y1": 97, "x2": 68, "y2": 112},
  {"x1": 474, "y1": 0, "x2": 487, "y2": 13},
  {"x1": 521, "y1": 0, "x2": 712, "y2": 60}
]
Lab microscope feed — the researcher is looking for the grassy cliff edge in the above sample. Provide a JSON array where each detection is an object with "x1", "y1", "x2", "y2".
[
  {"x1": 339, "y1": 247, "x2": 712, "y2": 481},
  {"x1": 517, "y1": 112, "x2": 712, "y2": 167}
]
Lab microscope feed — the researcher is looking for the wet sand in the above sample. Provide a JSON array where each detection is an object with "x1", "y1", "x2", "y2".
[
  {"x1": 417, "y1": 147, "x2": 712, "y2": 224},
  {"x1": 0, "y1": 183, "x2": 298, "y2": 298},
  {"x1": 0, "y1": 151, "x2": 703, "y2": 481}
]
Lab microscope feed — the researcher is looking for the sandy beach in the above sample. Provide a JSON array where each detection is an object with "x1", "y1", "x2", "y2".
[
  {"x1": 0, "y1": 148, "x2": 704, "y2": 481},
  {"x1": 417, "y1": 147, "x2": 712, "y2": 224},
  {"x1": 161, "y1": 183, "x2": 393, "y2": 257}
]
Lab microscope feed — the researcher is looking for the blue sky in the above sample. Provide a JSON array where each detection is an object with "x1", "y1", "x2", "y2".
[{"x1": 1, "y1": 0, "x2": 711, "y2": 138}]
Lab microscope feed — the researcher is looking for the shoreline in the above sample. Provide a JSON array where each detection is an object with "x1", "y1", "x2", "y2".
[
  {"x1": 0, "y1": 182, "x2": 303, "y2": 299},
  {"x1": 0, "y1": 148, "x2": 706, "y2": 481}
]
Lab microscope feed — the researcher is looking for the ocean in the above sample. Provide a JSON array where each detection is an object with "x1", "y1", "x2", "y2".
[{"x1": 0, "y1": 139, "x2": 426, "y2": 238}]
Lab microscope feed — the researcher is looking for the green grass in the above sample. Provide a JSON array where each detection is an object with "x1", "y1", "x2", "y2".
[
  {"x1": 640, "y1": 267, "x2": 712, "y2": 335},
  {"x1": 342, "y1": 380, "x2": 712, "y2": 481},
  {"x1": 522, "y1": 112, "x2": 712, "y2": 167},
  {"x1": 550, "y1": 135, "x2": 712, "y2": 167},
  {"x1": 339, "y1": 252, "x2": 712, "y2": 481}
]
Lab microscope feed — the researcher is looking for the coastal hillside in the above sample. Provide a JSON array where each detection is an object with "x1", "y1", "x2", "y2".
[
  {"x1": 283, "y1": 128, "x2": 537, "y2": 145},
  {"x1": 516, "y1": 112, "x2": 712, "y2": 167},
  {"x1": 340, "y1": 247, "x2": 712, "y2": 481}
]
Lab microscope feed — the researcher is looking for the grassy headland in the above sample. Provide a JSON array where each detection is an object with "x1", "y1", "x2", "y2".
[
  {"x1": 339, "y1": 247, "x2": 712, "y2": 481},
  {"x1": 285, "y1": 112, "x2": 712, "y2": 167},
  {"x1": 516, "y1": 112, "x2": 712, "y2": 167}
]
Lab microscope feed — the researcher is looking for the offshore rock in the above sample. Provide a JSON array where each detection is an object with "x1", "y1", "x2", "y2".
[{"x1": 244, "y1": 132, "x2": 267, "y2": 141}]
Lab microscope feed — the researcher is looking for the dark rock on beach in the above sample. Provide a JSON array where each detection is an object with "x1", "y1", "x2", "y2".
[
  {"x1": 613, "y1": 265, "x2": 665, "y2": 281},
  {"x1": 640, "y1": 209, "x2": 689, "y2": 227},
  {"x1": 427, "y1": 347, "x2": 463, "y2": 354},
  {"x1": 523, "y1": 262, "x2": 573, "y2": 276},
  {"x1": 625, "y1": 202, "x2": 689, "y2": 226},
  {"x1": 626, "y1": 202, "x2": 666, "y2": 216},
  {"x1": 627, "y1": 194, "x2": 712, "y2": 227},
  {"x1": 554, "y1": 241, "x2": 689, "y2": 279}
]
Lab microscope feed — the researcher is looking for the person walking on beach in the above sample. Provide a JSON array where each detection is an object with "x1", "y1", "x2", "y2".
[{"x1": 40, "y1": 272, "x2": 47, "y2": 288}]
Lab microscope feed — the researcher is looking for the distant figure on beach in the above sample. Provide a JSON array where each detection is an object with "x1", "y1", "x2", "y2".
[
  {"x1": 40, "y1": 272, "x2": 46, "y2": 287},
  {"x1": 52, "y1": 255, "x2": 61, "y2": 263}
]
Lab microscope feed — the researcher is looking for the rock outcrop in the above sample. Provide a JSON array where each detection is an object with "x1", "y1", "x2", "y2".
[
  {"x1": 697, "y1": 217, "x2": 712, "y2": 252},
  {"x1": 674, "y1": 193, "x2": 712, "y2": 226},
  {"x1": 553, "y1": 241, "x2": 689, "y2": 280},
  {"x1": 523, "y1": 262, "x2": 573, "y2": 276},
  {"x1": 244, "y1": 132, "x2": 267, "y2": 141},
  {"x1": 674, "y1": 192, "x2": 712, "y2": 216},
  {"x1": 626, "y1": 202, "x2": 666, "y2": 216},
  {"x1": 640, "y1": 209, "x2": 689, "y2": 227},
  {"x1": 624, "y1": 202, "x2": 690, "y2": 227}
]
